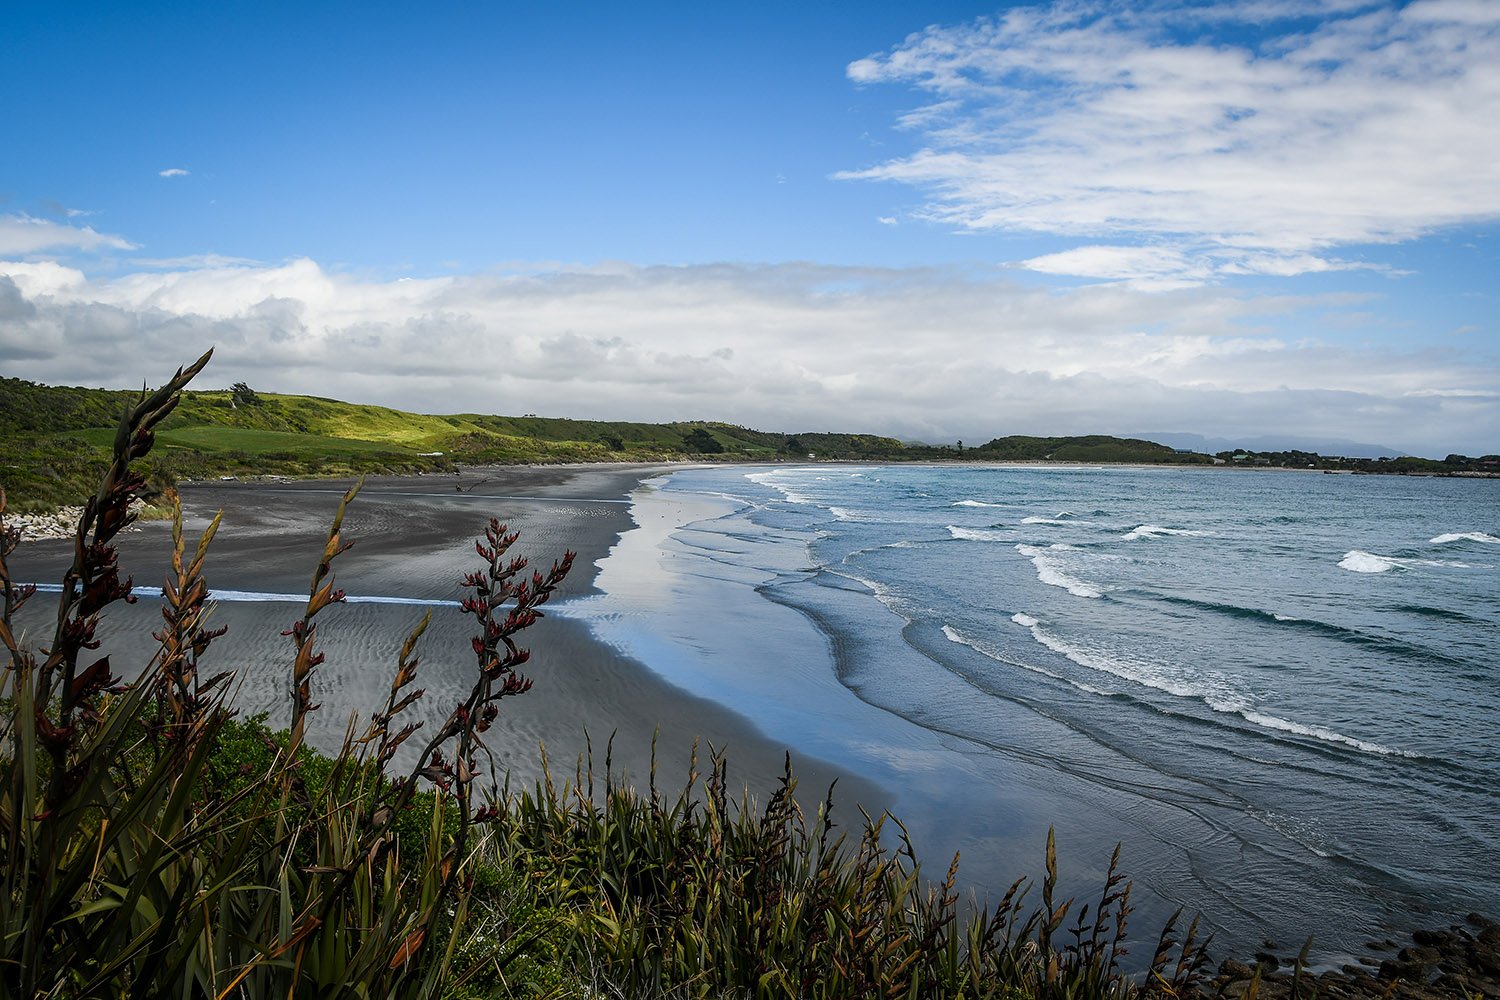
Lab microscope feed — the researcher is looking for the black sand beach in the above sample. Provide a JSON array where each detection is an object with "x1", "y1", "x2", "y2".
[{"x1": 6, "y1": 463, "x2": 878, "y2": 809}]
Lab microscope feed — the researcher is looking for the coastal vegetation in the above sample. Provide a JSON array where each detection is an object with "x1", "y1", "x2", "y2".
[{"x1": 4, "y1": 374, "x2": 1496, "y2": 514}]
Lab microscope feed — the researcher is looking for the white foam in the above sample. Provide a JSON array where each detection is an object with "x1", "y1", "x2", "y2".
[
  {"x1": 825, "y1": 567, "x2": 907, "y2": 618},
  {"x1": 1339, "y1": 551, "x2": 1475, "y2": 573},
  {"x1": 1015, "y1": 544, "x2": 1101, "y2": 598},
  {"x1": 953, "y1": 499, "x2": 1006, "y2": 508},
  {"x1": 1121, "y1": 524, "x2": 1210, "y2": 541},
  {"x1": 1010, "y1": 612, "x2": 1204, "y2": 697},
  {"x1": 745, "y1": 470, "x2": 819, "y2": 506},
  {"x1": 1010, "y1": 610, "x2": 1416, "y2": 757},
  {"x1": 947, "y1": 525, "x2": 1009, "y2": 542},
  {"x1": 1238, "y1": 711, "x2": 1418, "y2": 757},
  {"x1": 1430, "y1": 531, "x2": 1500, "y2": 545},
  {"x1": 1021, "y1": 516, "x2": 1097, "y2": 526},
  {"x1": 1339, "y1": 550, "x2": 1397, "y2": 573},
  {"x1": 947, "y1": 621, "x2": 1109, "y2": 693}
]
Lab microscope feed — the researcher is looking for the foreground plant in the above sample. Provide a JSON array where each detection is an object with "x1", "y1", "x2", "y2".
[
  {"x1": 483, "y1": 742, "x2": 1212, "y2": 1000},
  {"x1": 0, "y1": 350, "x2": 574, "y2": 997}
]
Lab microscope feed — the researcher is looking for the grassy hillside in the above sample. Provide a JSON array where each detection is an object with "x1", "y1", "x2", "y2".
[
  {"x1": 54, "y1": 374, "x2": 1488, "y2": 515},
  {"x1": 0, "y1": 377, "x2": 921, "y2": 510}
]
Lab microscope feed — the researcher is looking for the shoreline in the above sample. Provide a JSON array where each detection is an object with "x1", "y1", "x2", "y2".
[
  {"x1": 3, "y1": 462, "x2": 882, "y2": 811},
  {"x1": 11, "y1": 455, "x2": 1490, "y2": 541}
]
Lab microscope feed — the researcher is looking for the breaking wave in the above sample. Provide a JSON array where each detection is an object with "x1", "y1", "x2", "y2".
[{"x1": 1014, "y1": 544, "x2": 1101, "y2": 599}]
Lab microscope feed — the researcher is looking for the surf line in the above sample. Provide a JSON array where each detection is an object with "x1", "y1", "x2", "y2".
[
  {"x1": 183, "y1": 487, "x2": 632, "y2": 505},
  {"x1": 23, "y1": 583, "x2": 461, "y2": 607}
]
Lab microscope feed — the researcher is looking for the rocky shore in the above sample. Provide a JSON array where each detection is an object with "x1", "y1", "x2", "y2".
[
  {"x1": 1205, "y1": 914, "x2": 1500, "y2": 999},
  {"x1": 6, "y1": 505, "x2": 86, "y2": 541},
  {"x1": 5, "y1": 499, "x2": 154, "y2": 541}
]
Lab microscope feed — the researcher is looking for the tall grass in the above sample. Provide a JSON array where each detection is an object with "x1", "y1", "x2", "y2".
[
  {"x1": 480, "y1": 741, "x2": 1212, "y2": 999},
  {"x1": 1, "y1": 352, "x2": 1214, "y2": 998}
]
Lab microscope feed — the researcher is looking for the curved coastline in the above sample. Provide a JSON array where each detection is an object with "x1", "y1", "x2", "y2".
[{"x1": 588, "y1": 462, "x2": 1500, "y2": 976}]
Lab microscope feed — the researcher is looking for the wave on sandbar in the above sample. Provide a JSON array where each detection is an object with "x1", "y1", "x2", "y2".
[
  {"x1": 1430, "y1": 531, "x2": 1500, "y2": 545},
  {"x1": 1014, "y1": 544, "x2": 1101, "y2": 598}
]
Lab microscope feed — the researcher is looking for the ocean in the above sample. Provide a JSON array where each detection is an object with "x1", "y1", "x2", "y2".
[{"x1": 564, "y1": 463, "x2": 1500, "y2": 964}]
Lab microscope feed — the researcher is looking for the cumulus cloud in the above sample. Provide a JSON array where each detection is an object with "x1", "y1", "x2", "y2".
[
  {"x1": 0, "y1": 214, "x2": 136, "y2": 255},
  {"x1": 0, "y1": 255, "x2": 1493, "y2": 455},
  {"x1": 158, "y1": 168, "x2": 190, "y2": 178},
  {"x1": 841, "y1": 0, "x2": 1500, "y2": 283}
]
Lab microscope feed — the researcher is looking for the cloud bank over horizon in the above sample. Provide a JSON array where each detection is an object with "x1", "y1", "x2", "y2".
[{"x1": 1, "y1": 253, "x2": 1494, "y2": 457}]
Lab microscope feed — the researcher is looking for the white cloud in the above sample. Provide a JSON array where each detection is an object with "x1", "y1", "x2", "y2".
[
  {"x1": 0, "y1": 255, "x2": 1493, "y2": 455},
  {"x1": 158, "y1": 168, "x2": 190, "y2": 178},
  {"x1": 841, "y1": 0, "x2": 1500, "y2": 282},
  {"x1": 877, "y1": 216, "x2": 899, "y2": 226},
  {"x1": 0, "y1": 214, "x2": 136, "y2": 255}
]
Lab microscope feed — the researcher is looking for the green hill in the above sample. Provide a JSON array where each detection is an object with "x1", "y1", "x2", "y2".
[
  {"x1": 974, "y1": 434, "x2": 1208, "y2": 464},
  {"x1": 0, "y1": 377, "x2": 918, "y2": 511},
  {"x1": 8, "y1": 375, "x2": 1294, "y2": 513}
]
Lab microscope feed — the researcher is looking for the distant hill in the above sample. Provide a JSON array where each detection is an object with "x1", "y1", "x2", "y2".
[
  {"x1": 0, "y1": 376, "x2": 913, "y2": 510},
  {"x1": 1127, "y1": 431, "x2": 1402, "y2": 459},
  {"x1": 3, "y1": 374, "x2": 1487, "y2": 514},
  {"x1": 974, "y1": 435, "x2": 1209, "y2": 464}
]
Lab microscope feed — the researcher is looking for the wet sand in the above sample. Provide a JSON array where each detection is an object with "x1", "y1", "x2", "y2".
[{"x1": 6, "y1": 464, "x2": 879, "y2": 809}]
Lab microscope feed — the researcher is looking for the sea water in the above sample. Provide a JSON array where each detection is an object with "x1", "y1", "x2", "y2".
[{"x1": 565, "y1": 463, "x2": 1500, "y2": 963}]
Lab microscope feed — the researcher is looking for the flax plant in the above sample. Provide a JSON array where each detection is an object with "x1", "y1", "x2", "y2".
[
  {"x1": 0, "y1": 352, "x2": 574, "y2": 998},
  {"x1": 483, "y1": 744, "x2": 1213, "y2": 1000}
]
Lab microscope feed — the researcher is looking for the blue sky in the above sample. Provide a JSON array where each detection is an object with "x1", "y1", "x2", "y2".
[{"x1": 2, "y1": 0, "x2": 1497, "y2": 456}]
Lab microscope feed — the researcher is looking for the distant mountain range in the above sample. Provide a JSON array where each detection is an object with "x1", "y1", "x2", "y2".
[{"x1": 1127, "y1": 431, "x2": 1402, "y2": 459}]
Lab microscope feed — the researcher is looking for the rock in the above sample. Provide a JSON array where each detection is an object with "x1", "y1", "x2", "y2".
[
  {"x1": 1219, "y1": 959, "x2": 1254, "y2": 980},
  {"x1": 1399, "y1": 945, "x2": 1442, "y2": 965},
  {"x1": 1412, "y1": 928, "x2": 1455, "y2": 948},
  {"x1": 1380, "y1": 958, "x2": 1430, "y2": 982},
  {"x1": 1435, "y1": 972, "x2": 1473, "y2": 994},
  {"x1": 1254, "y1": 952, "x2": 1281, "y2": 972}
]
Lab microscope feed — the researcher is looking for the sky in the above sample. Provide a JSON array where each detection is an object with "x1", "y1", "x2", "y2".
[{"x1": 2, "y1": 0, "x2": 1497, "y2": 457}]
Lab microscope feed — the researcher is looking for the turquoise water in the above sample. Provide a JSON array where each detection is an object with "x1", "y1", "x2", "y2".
[{"x1": 573, "y1": 464, "x2": 1500, "y2": 963}]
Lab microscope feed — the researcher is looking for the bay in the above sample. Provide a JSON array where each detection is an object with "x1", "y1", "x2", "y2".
[{"x1": 569, "y1": 463, "x2": 1500, "y2": 964}]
